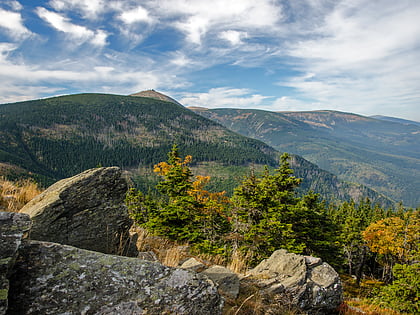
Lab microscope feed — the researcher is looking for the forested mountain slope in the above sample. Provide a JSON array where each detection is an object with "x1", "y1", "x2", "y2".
[
  {"x1": 0, "y1": 93, "x2": 394, "y2": 207},
  {"x1": 191, "y1": 108, "x2": 419, "y2": 207}
]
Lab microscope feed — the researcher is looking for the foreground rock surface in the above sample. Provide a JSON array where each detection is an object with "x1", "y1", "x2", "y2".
[
  {"x1": 203, "y1": 265, "x2": 240, "y2": 300},
  {"x1": 20, "y1": 167, "x2": 133, "y2": 255},
  {"x1": 8, "y1": 240, "x2": 223, "y2": 315},
  {"x1": 0, "y1": 212, "x2": 31, "y2": 315},
  {"x1": 247, "y1": 249, "x2": 343, "y2": 314}
]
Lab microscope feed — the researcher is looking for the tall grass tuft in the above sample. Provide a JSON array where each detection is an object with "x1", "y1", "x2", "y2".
[{"x1": 0, "y1": 177, "x2": 43, "y2": 212}]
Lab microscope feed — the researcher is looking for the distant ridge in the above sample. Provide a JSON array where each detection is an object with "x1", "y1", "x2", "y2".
[
  {"x1": 370, "y1": 115, "x2": 420, "y2": 126},
  {"x1": 130, "y1": 90, "x2": 183, "y2": 107}
]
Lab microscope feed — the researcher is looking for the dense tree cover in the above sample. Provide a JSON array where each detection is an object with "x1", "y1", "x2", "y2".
[
  {"x1": 231, "y1": 153, "x2": 340, "y2": 264},
  {"x1": 127, "y1": 148, "x2": 341, "y2": 264}
]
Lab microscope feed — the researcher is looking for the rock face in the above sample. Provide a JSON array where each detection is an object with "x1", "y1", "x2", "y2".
[
  {"x1": 248, "y1": 249, "x2": 343, "y2": 314},
  {"x1": 8, "y1": 240, "x2": 224, "y2": 315},
  {"x1": 20, "y1": 167, "x2": 133, "y2": 255},
  {"x1": 202, "y1": 265, "x2": 240, "y2": 300},
  {"x1": 0, "y1": 212, "x2": 31, "y2": 315}
]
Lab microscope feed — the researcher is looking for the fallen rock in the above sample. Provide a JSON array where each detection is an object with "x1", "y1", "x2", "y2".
[
  {"x1": 20, "y1": 167, "x2": 134, "y2": 255},
  {"x1": 203, "y1": 265, "x2": 240, "y2": 300},
  {"x1": 0, "y1": 212, "x2": 31, "y2": 315},
  {"x1": 247, "y1": 249, "x2": 343, "y2": 314},
  {"x1": 8, "y1": 240, "x2": 224, "y2": 315},
  {"x1": 180, "y1": 257, "x2": 208, "y2": 273}
]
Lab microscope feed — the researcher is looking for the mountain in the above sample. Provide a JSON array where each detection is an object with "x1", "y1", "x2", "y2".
[
  {"x1": 191, "y1": 108, "x2": 419, "y2": 207},
  {"x1": 370, "y1": 115, "x2": 420, "y2": 126},
  {"x1": 0, "y1": 93, "x2": 394, "y2": 207},
  {"x1": 130, "y1": 89, "x2": 183, "y2": 106}
]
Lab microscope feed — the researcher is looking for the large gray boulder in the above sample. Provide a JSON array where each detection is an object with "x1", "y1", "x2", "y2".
[
  {"x1": 8, "y1": 240, "x2": 224, "y2": 315},
  {"x1": 0, "y1": 212, "x2": 31, "y2": 315},
  {"x1": 247, "y1": 249, "x2": 343, "y2": 314},
  {"x1": 20, "y1": 167, "x2": 133, "y2": 255}
]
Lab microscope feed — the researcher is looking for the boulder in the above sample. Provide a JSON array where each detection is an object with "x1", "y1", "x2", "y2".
[
  {"x1": 0, "y1": 212, "x2": 31, "y2": 315},
  {"x1": 8, "y1": 240, "x2": 224, "y2": 315},
  {"x1": 20, "y1": 167, "x2": 134, "y2": 255},
  {"x1": 202, "y1": 265, "x2": 240, "y2": 300},
  {"x1": 180, "y1": 257, "x2": 208, "y2": 273},
  {"x1": 247, "y1": 249, "x2": 343, "y2": 314}
]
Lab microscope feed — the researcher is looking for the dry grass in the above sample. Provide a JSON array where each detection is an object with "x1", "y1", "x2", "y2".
[
  {"x1": 227, "y1": 249, "x2": 253, "y2": 274},
  {"x1": 131, "y1": 226, "x2": 191, "y2": 267},
  {"x1": 0, "y1": 177, "x2": 43, "y2": 212},
  {"x1": 223, "y1": 281, "x2": 305, "y2": 315}
]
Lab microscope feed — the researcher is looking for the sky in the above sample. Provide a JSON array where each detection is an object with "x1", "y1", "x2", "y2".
[{"x1": 0, "y1": 0, "x2": 419, "y2": 121}]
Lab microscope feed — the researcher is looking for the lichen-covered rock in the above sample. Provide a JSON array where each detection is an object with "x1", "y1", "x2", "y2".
[
  {"x1": 20, "y1": 167, "x2": 133, "y2": 255},
  {"x1": 0, "y1": 212, "x2": 31, "y2": 315},
  {"x1": 8, "y1": 240, "x2": 224, "y2": 315},
  {"x1": 247, "y1": 249, "x2": 342, "y2": 314},
  {"x1": 202, "y1": 265, "x2": 240, "y2": 299}
]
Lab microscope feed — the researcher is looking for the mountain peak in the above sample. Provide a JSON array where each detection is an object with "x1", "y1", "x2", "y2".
[{"x1": 130, "y1": 90, "x2": 183, "y2": 107}]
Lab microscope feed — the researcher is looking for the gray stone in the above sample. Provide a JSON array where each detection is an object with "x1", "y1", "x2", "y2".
[
  {"x1": 202, "y1": 265, "x2": 240, "y2": 299},
  {"x1": 248, "y1": 249, "x2": 307, "y2": 287},
  {"x1": 247, "y1": 249, "x2": 343, "y2": 314},
  {"x1": 8, "y1": 240, "x2": 224, "y2": 315},
  {"x1": 180, "y1": 257, "x2": 207, "y2": 273},
  {"x1": 137, "y1": 251, "x2": 158, "y2": 262},
  {"x1": 20, "y1": 167, "x2": 134, "y2": 255},
  {"x1": 0, "y1": 212, "x2": 31, "y2": 315}
]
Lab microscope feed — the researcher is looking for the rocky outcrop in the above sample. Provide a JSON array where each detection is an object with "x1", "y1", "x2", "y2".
[
  {"x1": 20, "y1": 167, "x2": 133, "y2": 256},
  {"x1": 247, "y1": 249, "x2": 343, "y2": 314},
  {"x1": 0, "y1": 212, "x2": 31, "y2": 315},
  {"x1": 8, "y1": 240, "x2": 224, "y2": 315}
]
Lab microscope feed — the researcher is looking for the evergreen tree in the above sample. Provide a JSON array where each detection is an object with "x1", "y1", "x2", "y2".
[
  {"x1": 126, "y1": 145, "x2": 231, "y2": 254},
  {"x1": 232, "y1": 153, "x2": 340, "y2": 265}
]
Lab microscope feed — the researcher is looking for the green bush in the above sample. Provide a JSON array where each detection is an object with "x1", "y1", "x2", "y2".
[{"x1": 373, "y1": 263, "x2": 420, "y2": 313}]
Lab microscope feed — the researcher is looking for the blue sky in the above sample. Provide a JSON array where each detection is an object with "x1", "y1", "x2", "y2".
[{"x1": 0, "y1": 0, "x2": 419, "y2": 121}]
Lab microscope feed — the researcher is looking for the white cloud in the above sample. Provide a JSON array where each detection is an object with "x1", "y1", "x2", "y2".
[
  {"x1": 152, "y1": 0, "x2": 282, "y2": 44},
  {"x1": 279, "y1": 0, "x2": 420, "y2": 119},
  {"x1": 180, "y1": 87, "x2": 270, "y2": 108},
  {"x1": 272, "y1": 96, "x2": 323, "y2": 112},
  {"x1": 170, "y1": 53, "x2": 192, "y2": 67},
  {"x1": 48, "y1": 0, "x2": 105, "y2": 19},
  {"x1": 36, "y1": 7, "x2": 108, "y2": 47},
  {"x1": 0, "y1": 8, "x2": 32, "y2": 39},
  {"x1": 5, "y1": 1, "x2": 23, "y2": 11},
  {"x1": 0, "y1": 41, "x2": 182, "y2": 103},
  {"x1": 118, "y1": 6, "x2": 152, "y2": 24},
  {"x1": 219, "y1": 30, "x2": 247, "y2": 45}
]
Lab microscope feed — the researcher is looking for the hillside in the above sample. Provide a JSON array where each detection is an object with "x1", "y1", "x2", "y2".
[
  {"x1": 0, "y1": 93, "x2": 394, "y2": 207},
  {"x1": 191, "y1": 108, "x2": 420, "y2": 207}
]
